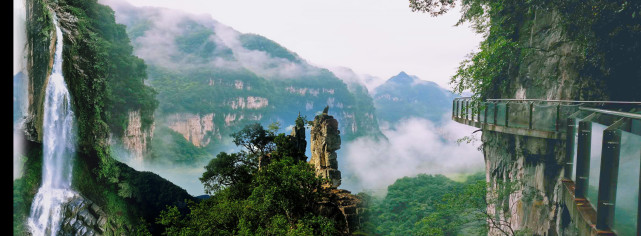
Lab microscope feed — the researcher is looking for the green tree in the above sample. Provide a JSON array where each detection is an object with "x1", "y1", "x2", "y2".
[{"x1": 159, "y1": 121, "x2": 339, "y2": 235}]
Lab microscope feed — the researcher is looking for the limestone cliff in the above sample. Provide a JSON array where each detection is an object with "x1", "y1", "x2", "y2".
[
  {"x1": 166, "y1": 112, "x2": 219, "y2": 147},
  {"x1": 121, "y1": 110, "x2": 154, "y2": 160},
  {"x1": 24, "y1": 0, "x2": 55, "y2": 142},
  {"x1": 480, "y1": 7, "x2": 626, "y2": 235},
  {"x1": 310, "y1": 107, "x2": 342, "y2": 188}
]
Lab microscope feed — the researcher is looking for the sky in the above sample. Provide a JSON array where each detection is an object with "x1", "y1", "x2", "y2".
[{"x1": 122, "y1": 0, "x2": 483, "y2": 89}]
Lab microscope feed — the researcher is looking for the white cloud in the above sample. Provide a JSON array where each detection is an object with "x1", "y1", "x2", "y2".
[{"x1": 342, "y1": 115, "x2": 484, "y2": 196}]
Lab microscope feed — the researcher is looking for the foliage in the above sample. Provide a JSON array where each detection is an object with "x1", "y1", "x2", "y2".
[
  {"x1": 150, "y1": 127, "x2": 213, "y2": 165},
  {"x1": 410, "y1": 0, "x2": 641, "y2": 101},
  {"x1": 159, "y1": 121, "x2": 340, "y2": 235},
  {"x1": 199, "y1": 152, "x2": 256, "y2": 195},
  {"x1": 12, "y1": 141, "x2": 43, "y2": 234},
  {"x1": 362, "y1": 173, "x2": 488, "y2": 235},
  {"x1": 239, "y1": 33, "x2": 302, "y2": 62}
]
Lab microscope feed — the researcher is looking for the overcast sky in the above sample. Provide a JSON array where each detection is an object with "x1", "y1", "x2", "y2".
[{"x1": 121, "y1": 0, "x2": 482, "y2": 89}]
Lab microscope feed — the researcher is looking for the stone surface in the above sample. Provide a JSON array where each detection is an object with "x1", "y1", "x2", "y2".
[
  {"x1": 480, "y1": 8, "x2": 615, "y2": 236},
  {"x1": 309, "y1": 107, "x2": 342, "y2": 188},
  {"x1": 166, "y1": 112, "x2": 220, "y2": 147},
  {"x1": 290, "y1": 116, "x2": 307, "y2": 162},
  {"x1": 121, "y1": 110, "x2": 154, "y2": 161},
  {"x1": 60, "y1": 195, "x2": 109, "y2": 236},
  {"x1": 317, "y1": 188, "x2": 365, "y2": 234}
]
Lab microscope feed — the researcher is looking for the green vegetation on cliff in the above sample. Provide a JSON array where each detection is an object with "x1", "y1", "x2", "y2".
[
  {"x1": 18, "y1": 0, "x2": 193, "y2": 233},
  {"x1": 158, "y1": 119, "x2": 341, "y2": 235},
  {"x1": 410, "y1": 0, "x2": 641, "y2": 101},
  {"x1": 361, "y1": 173, "x2": 488, "y2": 236}
]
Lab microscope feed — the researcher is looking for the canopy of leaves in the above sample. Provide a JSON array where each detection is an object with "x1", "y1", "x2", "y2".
[
  {"x1": 361, "y1": 173, "x2": 487, "y2": 236},
  {"x1": 158, "y1": 121, "x2": 339, "y2": 235}
]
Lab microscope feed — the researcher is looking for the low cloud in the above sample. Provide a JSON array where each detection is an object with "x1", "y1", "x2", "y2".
[
  {"x1": 341, "y1": 115, "x2": 484, "y2": 196},
  {"x1": 329, "y1": 66, "x2": 386, "y2": 94},
  {"x1": 102, "y1": 0, "x2": 319, "y2": 80}
]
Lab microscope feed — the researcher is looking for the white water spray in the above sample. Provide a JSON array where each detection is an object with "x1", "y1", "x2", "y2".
[{"x1": 28, "y1": 15, "x2": 78, "y2": 236}]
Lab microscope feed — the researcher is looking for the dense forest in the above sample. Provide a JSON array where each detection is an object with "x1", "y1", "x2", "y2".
[{"x1": 14, "y1": 0, "x2": 641, "y2": 235}]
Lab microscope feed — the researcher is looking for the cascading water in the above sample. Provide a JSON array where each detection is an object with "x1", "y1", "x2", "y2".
[{"x1": 27, "y1": 15, "x2": 78, "y2": 236}]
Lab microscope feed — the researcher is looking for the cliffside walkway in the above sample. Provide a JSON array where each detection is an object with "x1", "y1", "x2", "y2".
[{"x1": 452, "y1": 97, "x2": 641, "y2": 236}]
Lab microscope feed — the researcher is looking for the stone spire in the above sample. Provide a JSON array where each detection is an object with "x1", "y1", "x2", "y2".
[
  {"x1": 290, "y1": 114, "x2": 307, "y2": 162},
  {"x1": 309, "y1": 107, "x2": 341, "y2": 188}
]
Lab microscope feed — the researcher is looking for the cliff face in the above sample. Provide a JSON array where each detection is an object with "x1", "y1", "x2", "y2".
[
  {"x1": 310, "y1": 108, "x2": 342, "y2": 188},
  {"x1": 121, "y1": 110, "x2": 154, "y2": 160},
  {"x1": 165, "y1": 112, "x2": 219, "y2": 147},
  {"x1": 24, "y1": 0, "x2": 55, "y2": 142},
  {"x1": 482, "y1": 8, "x2": 610, "y2": 235}
]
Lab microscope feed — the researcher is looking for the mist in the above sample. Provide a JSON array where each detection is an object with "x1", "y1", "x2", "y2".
[
  {"x1": 329, "y1": 66, "x2": 386, "y2": 94},
  {"x1": 341, "y1": 115, "x2": 484, "y2": 196},
  {"x1": 102, "y1": 0, "x2": 321, "y2": 80}
]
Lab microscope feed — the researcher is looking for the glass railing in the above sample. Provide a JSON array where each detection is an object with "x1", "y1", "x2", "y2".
[{"x1": 452, "y1": 97, "x2": 641, "y2": 234}]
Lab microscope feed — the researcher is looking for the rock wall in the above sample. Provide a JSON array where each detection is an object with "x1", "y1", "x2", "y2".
[
  {"x1": 60, "y1": 194, "x2": 108, "y2": 236},
  {"x1": 309, "y1": 108, "x2": 342, "y2": 188},
  {"x1": 166, "y1": 112, "x2": 220, "y2": 147},
  {"x1": 24, "y1": 0, "x2": 55, "y2": 142},
  {"x1": 317, "y1": 189, "x2": 366, "y2": 235},
  {"x1": 482, "y1": 8, "x2": 611, "y2": 235},
  {"x1": 121, "y1": 110, "x2": 154, "y2": 161}
]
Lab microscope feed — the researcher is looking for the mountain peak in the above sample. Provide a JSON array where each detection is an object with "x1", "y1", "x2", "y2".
[{"x1": 389, "y1": 71, "x2": 416, "y2": 84}]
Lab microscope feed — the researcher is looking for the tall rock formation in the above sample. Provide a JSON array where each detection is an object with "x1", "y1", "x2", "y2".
[
  {"x1": 290, "y1": 114, "x2": 307, "y2": 162},
  {"x1": 310, "y1": 107, "x2": 342, "y2": 188}
]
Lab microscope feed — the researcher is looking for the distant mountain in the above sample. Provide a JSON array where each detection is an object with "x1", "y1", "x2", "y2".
[
  {"x1": 373, "y1": 72, "x2": 457, "y2": 124},
  {"x1": 103, "y1": 1, "x2": 383, "y2": 164}
]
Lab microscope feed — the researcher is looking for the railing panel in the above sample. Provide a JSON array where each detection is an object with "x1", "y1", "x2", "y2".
[
  {"x1": 508, "y1": 103, "x2": 530, "y2": 129},
  {"x1": 533, "y1": 103, "x2": 557, "y2": 131},
  {"x1": 571, "y1": 120, "x2": 579, "y2": 181},
  {"x1": 480, "y1": 102, "x2": 487, "y2": 122},
  {"x1": 613, "y1": 131, "x2": 641, "y2": 235},
  {"x1": 486, "y1": 103, "x2": 495, "y2": 124},
  {"x1": 587, "y1": 122, "x2": 608, "y2": 209},
  {"x1": 496, "y1": 103, "x2": 507, "y2": 126},
  {"x1": 559, "y1": 104, "x2": 582, "y2": 129}
]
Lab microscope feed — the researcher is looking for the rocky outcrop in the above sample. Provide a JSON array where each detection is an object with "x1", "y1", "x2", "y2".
[
  {"x1": 24, "y1": 0, "x2": 56, "y2": 142},
  {"x1": 309, "y1": 107, "x2": 342, "y2": 188},
  {"x1": 60, "y1": 194, "x2": 108, "y2": 236},
  {"x1": 166, "y1": 113, "x2": 219, "y2": 147},
  {"x1": 290, "y1": 116, "x2": 307, "y2": 162},
  {"x1": 122, "y1": 110, "x2": 154, "y2": 160},
  {"x1": 318, "y1": 189, "x2": 366, "y2": 235}
]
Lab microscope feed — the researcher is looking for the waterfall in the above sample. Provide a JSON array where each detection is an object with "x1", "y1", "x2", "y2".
[{"x1": 28, "y1": 15, "x2": 78, "y2": 236}]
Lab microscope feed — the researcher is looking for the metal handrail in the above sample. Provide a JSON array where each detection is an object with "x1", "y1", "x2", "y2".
[
  {"x1": 579, "y1": 107, "x2": 641, "y2": 120},
  {"x1": 454, "y1": 97, "x2": 641, "y2": 105},
  {"x1": 487, "y1": 99, "x2": 641, "y2": 104}
]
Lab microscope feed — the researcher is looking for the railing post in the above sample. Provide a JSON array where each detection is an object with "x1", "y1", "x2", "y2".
[
  {"x1": 467, "y1": 100, "x2": 471, "y2": 121},
  {"x1": 564, "y1": 117, "x2": 576, "y2": 180},
  {"x1": 452, "y1": 99, "x2": 456, "y2": 118},
  {"x1": 575, "y1": 120, "x2": 592, "y2": 199},
  {"x1": 555, "y1": 103, "x2": 561, "y2": 132},
  {"x1": 494, "y1": 102, "x2": 498, "y2": 125},
  {"x1": 484, "y1": 102, "x2": 488, "y2": 125},
  {"x1": 638, "y1": 146, "x2": 641, "y2": 236},
  {"x1": 455, "y1": 100, "x2": 459, "y2": 118},
  {"x1": 477, "y1": 101, "x2": 481, "y2": 123},
  {"x1": 529, "y1": 102, "x2": 534, "y2": 129},
  {"x1": 505, "y1": 102, "x2": 510, "y2": 127},
  {"x1": 596, "y1": 127, "x2": 622, "y2": 231}
]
